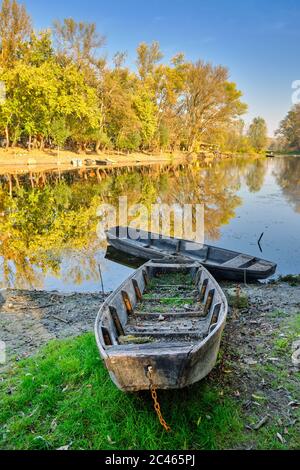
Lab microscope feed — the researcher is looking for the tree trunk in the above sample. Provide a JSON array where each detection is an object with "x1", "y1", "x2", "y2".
[
  {"x1": 5, "y1": 126, "x2": 9, "y2": 149},
  {"x1": 95, "y1": 140, "x2": 101, "y2": 155}
]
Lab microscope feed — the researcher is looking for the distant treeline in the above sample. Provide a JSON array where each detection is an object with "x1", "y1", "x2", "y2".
[
  {"x1": 273, "y1": 104, "x2": 300, "y2": 152},
  {"x1": 0, "y1": 0, "x2": 268, "y2": 154}
]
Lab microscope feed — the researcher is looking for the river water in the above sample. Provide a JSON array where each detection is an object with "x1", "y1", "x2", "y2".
[{"x1": 0, "y1": 156, "x2": 299, "y2": 292}]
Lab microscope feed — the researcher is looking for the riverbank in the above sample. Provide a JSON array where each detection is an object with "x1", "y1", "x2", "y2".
[
  {"x1": 0, "y1": 289, "x2": 107, "y2": 370},
  {"x1": 0, "y1": 280, "x2": 299, "y2": 449},
  {"x1": 0, "y1": 147, "x2": 246, "y2": 176}
]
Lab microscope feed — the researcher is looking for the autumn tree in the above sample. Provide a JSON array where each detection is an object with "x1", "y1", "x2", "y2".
[
  {"x1": 0, "y1": 0, "x2": 32, "y2": 67},
  {"x1": 136, "y1": 41, "x2": 163, "y2": 82},
  {"x1": 49, "y1": 117, "x2": 70, "y2": 157},
  {"x1": 0, "y1": 1, "x2": 250, "y2": 155},
  {"x1": 276, "y1": 104, "x2": 300, "y2": 151},
  {"x1": 247, "y1": 117, "x2": 268, "y2": 151},
  {"x1": 178, "y1": 61, "x2": 247, "y2": 151},
  {"x1": 53, "y1": 18, "x2": 105, "y2": 70}
]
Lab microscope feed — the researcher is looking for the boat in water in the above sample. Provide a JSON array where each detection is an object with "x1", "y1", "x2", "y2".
[
  {"x1": 95, "y1": 259, "x2": 227, "y2": 391},
  {"x1": 106, "y1": 227, "x2": 277, "y2": 282}
]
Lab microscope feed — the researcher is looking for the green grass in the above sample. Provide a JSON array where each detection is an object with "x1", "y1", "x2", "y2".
[
  {"x1": 278, "y1": 275, "x2": 300, "y2": 286},
  {"x1": 274, "y1": 315, "x2": 300, "y2": 348},
  {"x1": 251, "y1": 314, "x2": 300, "y2": 445},
  {"x1": 141, "y1": 295, "x2": 194, "y2": 306},
  {"x1": 0, "y1": 334, "x2": 244, "y2": 450},
  {"x1": 1, "y1": 332, "x2": 299, "y2": 450},
  {"x1": 140, "y1": 271, "x2": 195, "y2": 309},
  {"x1": 266, "y1": 309, "x2": 286, "y2": 319},
  {"x1": 149, "y1": 272, "x2": 193, "y2": 287}
]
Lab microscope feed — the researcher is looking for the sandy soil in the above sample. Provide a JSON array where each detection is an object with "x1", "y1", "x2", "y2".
[{"x1": 0, "y1": 148, "x2": 192, "y2": 175}]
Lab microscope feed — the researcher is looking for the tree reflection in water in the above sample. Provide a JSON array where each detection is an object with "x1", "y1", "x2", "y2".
[
  {"x1": 273, "y1": 157, "x2": 300, "y2": 213},
  {"x1": 0, "y1": 157, "x2": 271, "y2": 289}
]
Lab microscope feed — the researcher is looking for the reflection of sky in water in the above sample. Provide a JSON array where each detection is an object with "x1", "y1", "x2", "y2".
[
  {"x1": 206, "y1": 159, "x2": 300, "y2": 277},
  {"x1": 0, "y1": 250, "x2": 133, "y2": 293},
  {"x1": 1, "y1": 156, "x2": 299, "y2": 292},
  {"x1": 42, "y1": 254, "x2": 133, "y2": 293}
]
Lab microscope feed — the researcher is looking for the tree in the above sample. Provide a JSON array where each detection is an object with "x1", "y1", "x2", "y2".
[
  {"x1": 100, "y1": 66, "x2": 141, "y2": 151},
  {"x1": 53, "y1": 18, "x2": 105, "y2": 69},
  {"x1": 276, "y1": 104, "x2": 300, "y2": 151},
  {"x1": 0, "y1": 2, "x2": 251, "y2": 155},
  {"x1": 133, "y1": 91, "x2": 157, "y2": 148},
  {"x1": 49, "y1": 117, "x2": 70, "y2": 157},
  {"x1": 136, "y1": 41, "x2": 163, "y2": 81},
  {"x1": 0, "y1": 0, "x2": 32, "y2": 67},
  {"x1": 247, "y1": 117, "x2": 268, "y2": 151},
  {"x1": 178, "y1": 61, "x2": 247, "y2": 151},
  {"x1": 0, "y1": 59, "x2": 101, "y2": 151},
  {"x1": 22, "y1": 31, "x2": 54, "y2": 66}
]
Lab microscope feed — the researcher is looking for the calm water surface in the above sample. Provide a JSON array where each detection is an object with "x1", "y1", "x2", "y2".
[{"x1": 0, "y1": 156, "x2": 299, "y2": 292}]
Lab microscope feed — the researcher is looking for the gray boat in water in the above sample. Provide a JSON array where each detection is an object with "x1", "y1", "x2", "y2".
[
  {"x1": 106, "y1": 227, "x2": 277, "y2": 282},
  {"x1": 95, "y1": 259, "x2": 227, "y2": 391}
]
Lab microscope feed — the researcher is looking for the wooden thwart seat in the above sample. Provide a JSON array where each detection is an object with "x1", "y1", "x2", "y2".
[
  {"x1": 222, "y1": 254, "x2": 256, "y2": 268},
  {"x1": 134, "y1": 310, "x2": 206, "y2": 318},
  {"x1": 124, "y1": 329, "x2": 204, "y2": 340}
]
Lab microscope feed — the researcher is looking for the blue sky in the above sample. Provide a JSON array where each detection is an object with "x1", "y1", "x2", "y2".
[{"x1": 24, "y1": 0, "x2": 300, "y2": 135}]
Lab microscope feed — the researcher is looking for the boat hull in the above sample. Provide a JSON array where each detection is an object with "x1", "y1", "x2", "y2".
[
  {"x1": 104, "y1": 326, "x2": 225, "y2": 391},
  {"x1": 95, "y1": 260, "x2": 228, "y2": 391},
  {"x1": 108, "y1": 235, "x2": 276, "y2": 282}
]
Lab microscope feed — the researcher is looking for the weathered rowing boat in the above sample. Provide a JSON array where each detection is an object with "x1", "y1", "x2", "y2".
[
  {"x1": 106, "y1": 227, "x2": 277, "y2": 281},
  {"x1": 95, "y1": 259, "x2": 227, "y2": 391}
]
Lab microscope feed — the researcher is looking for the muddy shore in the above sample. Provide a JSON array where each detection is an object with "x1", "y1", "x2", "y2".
[
  {"x1": 0, "y1": 289, "x2": 108, "y2": 370},
  {"x1": 1, "y1": 281, "x2": 299, "y2": 370}
]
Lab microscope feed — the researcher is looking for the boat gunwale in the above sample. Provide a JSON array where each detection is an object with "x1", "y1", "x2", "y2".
[
  {"x1": 106, "y1": 226, "x2": 277, "y2": 276},
  {"x1": 94, "y1": 259, "x2": 228, "y2": 361}
]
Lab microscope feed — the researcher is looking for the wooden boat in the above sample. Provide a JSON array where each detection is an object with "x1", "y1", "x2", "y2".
[
  {"x1": 95, "y1": 259, "x2": 227, "y2": 391},
  {"x1": 106, "y1": 227, "x2": 277, "y2": 282}
]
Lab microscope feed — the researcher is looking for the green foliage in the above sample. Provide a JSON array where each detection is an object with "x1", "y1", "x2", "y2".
[
  {"x1": 0, "y1": 58, "x2": 101, "y2": 148},
  {"x1": 276, "y1": 104, "x2": 300, "y2": 152},
  {"x1": 133, "y1": 92, "x2": 158, "y2": 148},
  {"x1": 0, "y1": 0, "x2": 250, "y2": 154},
  {"x1": 278, "y1": 274, "x2": 300, "y2": 286},
  {"x1": 49, "y1": 117, "x2": 70, "y2": 150},
  {"x1": 116, "y1": 131, "x2": 141, "y2": 151},
  {"x1": 159, "y1": 122, "x2": 170, "y2": 149},
  {"x1": 247, "y1": 117, "x2": 268, "y2": 151}
]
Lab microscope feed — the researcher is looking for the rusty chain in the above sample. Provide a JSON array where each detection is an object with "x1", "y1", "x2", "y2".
[{"x1": 146, "y1": 366, "x2": 171, "y2": 433}]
